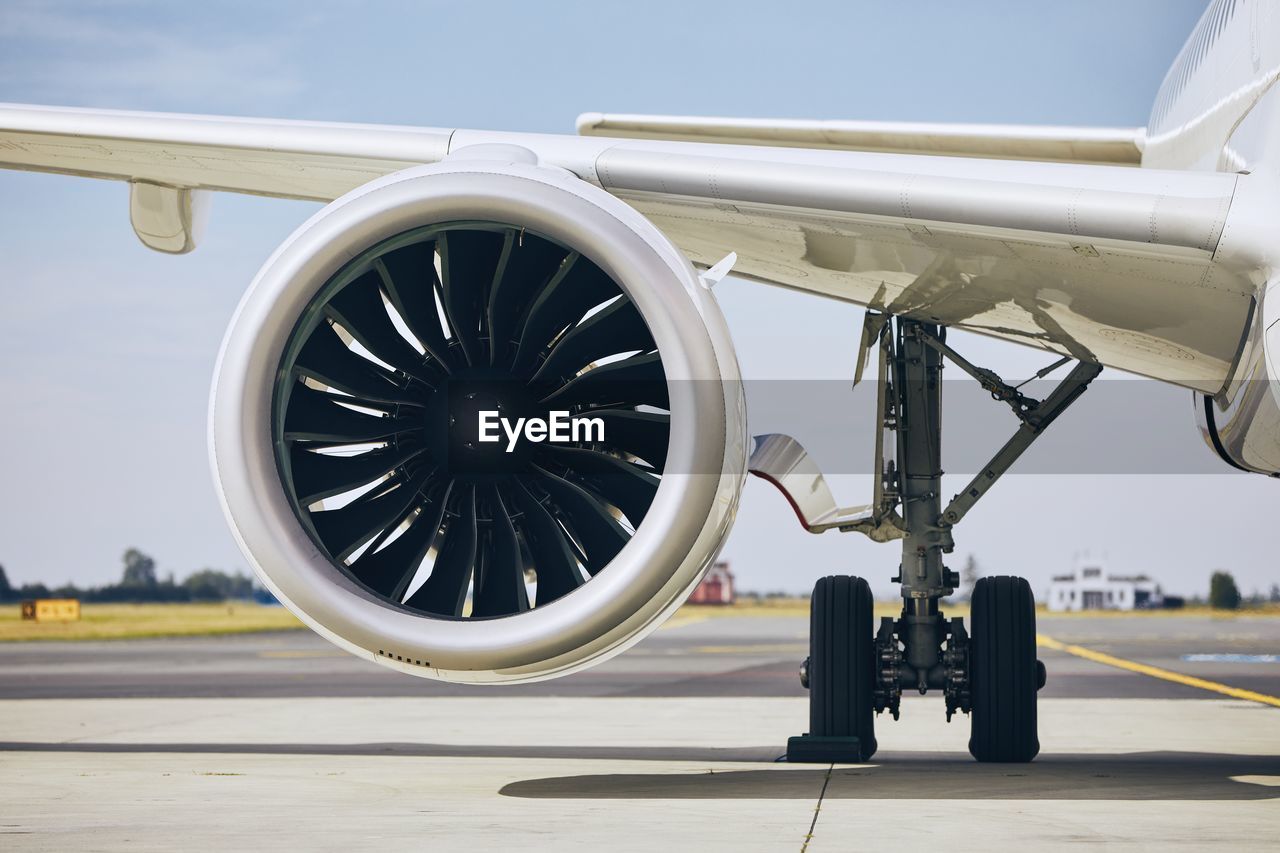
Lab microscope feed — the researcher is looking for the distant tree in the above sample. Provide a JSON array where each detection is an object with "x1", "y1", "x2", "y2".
[
  {"x1": 0, "y1": 565, "x2": 11, "y2": 602},
  {"x1": 17, "y1": 583, "x2": 50, "y2": 600},
  {"x1": 959, "y1": 555, "x2": 982, "y2": 601},
  {"x1": 1270, "y1": 584, "x2": 1280, "y2": 604},
  {"x1": 228, "y1": 573, "x2": 255, "y2": 599},
  {"x1": 183, "y1": 569, "x2": 258, "y2": 602},
  {"x1": 121, "y1": 549, "x2": 158, "y2": 588},
  {"x1": 185, "y1": 576, "x2": 225, "y2": 602},
  {"x1": 251, "y1": 586, "x2": 279, "y2": 605},
  {"x1": 1209, "y1": 571, "x2": 1242, "y2": 611}
]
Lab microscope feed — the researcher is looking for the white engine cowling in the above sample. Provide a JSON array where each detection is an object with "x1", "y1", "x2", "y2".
[
  {"x1": 210, "y1": 153, "x2": 747, "y2": 683},
  {"x1": 1196, "y1": 278, "x2": 1280, "y2": 477}
]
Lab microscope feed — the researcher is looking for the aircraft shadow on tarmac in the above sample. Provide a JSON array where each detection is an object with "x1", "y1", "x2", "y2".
[
  {"x1": 2, "y1": 741, "x2": 1276, "y2": 801},
  {"x1": 499, "y1": 753, "x2": 1280, "y2": 802}
]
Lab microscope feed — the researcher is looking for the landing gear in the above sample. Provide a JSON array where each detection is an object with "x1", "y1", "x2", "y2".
[
  {"x1": 773, "y1": 314, "x2": 1100, "y2": 763},
  {"x1": 788, "y1": 576, "x2": 877, "y2": 762},
  {"x1": 969, "y1": 576, "x2": 1041, "y2": 762}
]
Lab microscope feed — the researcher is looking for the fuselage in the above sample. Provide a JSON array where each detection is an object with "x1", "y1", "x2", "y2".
[
  {"x1": 1145, "y1": 1, "x2": 1280, "y2": 475},
  {"x1": 1144, "y1": 0, "x2": 1280, "y2": 172}
]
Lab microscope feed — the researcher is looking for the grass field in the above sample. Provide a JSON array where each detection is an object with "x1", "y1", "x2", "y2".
[
  {"x1": 0, "y1": 603, "x2": 304, "y2": 642},
  {"x1": 3, "y1": 598, "x2": 1276, "y2": 642}
]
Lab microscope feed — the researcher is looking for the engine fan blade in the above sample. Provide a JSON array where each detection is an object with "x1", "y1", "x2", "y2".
[
  {"x1": 283, "y1": 384, "x2": 416, "y2": 444},
  {"x1": 510, "y1": 479, "x2": 584, "y2": 605},
  {"x1": 405, "y1": 485, "x2": 477, "y2": 616},
  {"x1": 470, "y1": 485, "x2": 530, "y2": 617},
  {"x1": 376, "y1": 242, "x2": 457, "y2": 370},
  {"x1": 348, "y1": 481, "x2": 452, "y2": 599},
  {"x1": 294, "y1": 322, "x2": 422, "y2": 406},
  {"x1": 532, "y1": 296, "x2": 654, "y2": 383},
  {"x1": 512, "y1": 254, "x2": 618, "y2": 372},
  {"x1": 289, "y1": 443, "x2": 427, "y2": 505},
  {"x1": 437, "y1": 230, "x2": 503, "y2": 367},
  {"x1": 324, "y1": 269, "x2": 438, "y2": 383},
  {"x1": 310, "y1": 470, "x2": 431, "y2": 562},
  {"x1": 486, "y1": 231, "x2": 571, "y2": 368},
  {"x1": 533, "y1": 466, "x2": 630, "y2": 575},
  {"x1": 586, "y1": 409, "x2": 671, "y2": 469},
  {"x1": 271, "y1": 222, "x2": 676, "y2": 627},
  {"x1": 540, "y1": 351, "x2": 668, "y2": 410},
  {"x1": 539, "y1": 446, "x2": 660, "y2": 526}
]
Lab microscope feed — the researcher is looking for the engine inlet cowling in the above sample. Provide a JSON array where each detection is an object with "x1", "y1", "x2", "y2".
[{"x1": 210, "y1": 158, "x2": 746, "y2": 682}]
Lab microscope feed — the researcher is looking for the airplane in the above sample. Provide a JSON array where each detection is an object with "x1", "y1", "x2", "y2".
[{"x1": 0, "y1": 0, "x2": 1275, "y2": 764}]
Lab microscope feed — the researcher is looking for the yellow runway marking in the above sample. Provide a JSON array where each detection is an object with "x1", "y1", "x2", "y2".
[
  {"x1": 1037, "y1": 633, "x2": 1280, "y2": 708},
  {"x1": 1233, "y1": 775, "x2": 1280, "y2": 787}
]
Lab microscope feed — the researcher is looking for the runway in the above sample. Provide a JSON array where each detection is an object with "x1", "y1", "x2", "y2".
[
  {"x1": 2, "y1": 611, "x2": 1278, "y2": 850},
  {"x1": 1, "y1": 611, "x2": 1278, "y2": 700}
]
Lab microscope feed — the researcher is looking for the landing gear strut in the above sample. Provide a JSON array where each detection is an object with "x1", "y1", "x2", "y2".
[{"x1": 781, "y1": 315, "x2": 1100, "y2": 763}]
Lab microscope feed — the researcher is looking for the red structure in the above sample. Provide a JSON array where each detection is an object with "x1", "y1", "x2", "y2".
[{"x1": 689, "y1": 561, "x2": 735, "y2": 605}]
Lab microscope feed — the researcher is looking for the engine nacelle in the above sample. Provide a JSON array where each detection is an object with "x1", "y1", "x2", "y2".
[
  {"x1": 1196, "y1": 281, "x2": 1280, "y2": 477},
  {"x1": 210, "y1": 153, "x2": 747, "y2": 682}
]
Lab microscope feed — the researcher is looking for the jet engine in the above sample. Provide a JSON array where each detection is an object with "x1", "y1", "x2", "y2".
[
  {"x1": 210, "y1": 151, "x2": 747, "y2": 682},
  {"x1": 1196, "y1": 283, "x2": 1280, "y2": 477}
]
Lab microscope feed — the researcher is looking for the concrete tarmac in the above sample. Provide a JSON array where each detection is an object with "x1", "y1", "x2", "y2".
[
  {"x1": 1, "y1": 612, "x2": 1278, "y2": 850},
  {"x1": 2, "y1": 612, "x2": 1278, "y2": 699}
]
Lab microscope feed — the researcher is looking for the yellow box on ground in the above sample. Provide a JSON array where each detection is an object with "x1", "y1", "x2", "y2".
[
  {"x1": 0, "y1": 603, "x2": 303, "y2": 641},
  {"x1": 20, "y1": 599, "x2": 81, "y2": 622}
]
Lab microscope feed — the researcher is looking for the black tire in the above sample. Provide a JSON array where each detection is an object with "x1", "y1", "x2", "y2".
[
  {"x1": 808, "y1": 575, "x2": 877, "y2": 760},
  {"x1": 968, "y1": 575, "x2": 1039, "y2": 762}
]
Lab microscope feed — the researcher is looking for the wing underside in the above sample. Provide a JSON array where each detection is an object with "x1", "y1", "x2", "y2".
[
  {"x1": 588, "y1": 145, "x2": 1248, "y2": 393},
  {"x1": 0, "y1": 103, "x2": 1253, "y2": 393}
]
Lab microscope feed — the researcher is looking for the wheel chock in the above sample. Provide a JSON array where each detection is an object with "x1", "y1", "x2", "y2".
[{"x1": 786, "y1": 734, "x2": 869, "y2": 763}]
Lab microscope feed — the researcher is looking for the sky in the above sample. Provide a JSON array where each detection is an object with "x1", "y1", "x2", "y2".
[{"x1": 0, "y1": 0, "x2": 1272, "y2": 600}]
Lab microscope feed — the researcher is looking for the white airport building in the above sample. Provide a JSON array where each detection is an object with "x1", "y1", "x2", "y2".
[{"x1": 1046, "y1": 565, "x2": 1163, "y2": 612}]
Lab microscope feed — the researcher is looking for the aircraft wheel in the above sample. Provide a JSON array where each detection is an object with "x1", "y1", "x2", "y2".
[
  {"x1": 808, "y1": 575, "x2": 877, "y2": 760},
  {"x1": 968, "y1": 575, "x2": 1040, "y2": 762}
]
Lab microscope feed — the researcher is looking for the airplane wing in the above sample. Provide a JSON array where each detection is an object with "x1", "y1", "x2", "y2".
[
  {"x1": 0, "y1": 102, "x2": 453, "y2": 200},
  {"x1": 0, "y1": 103, "x2": 1255, "y2": 393},
  {"x1": 576, "y1": 112, "x2": 1146, "y2": 165}
]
